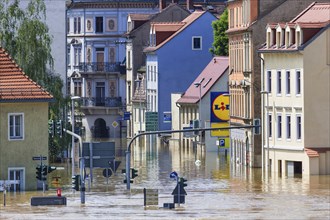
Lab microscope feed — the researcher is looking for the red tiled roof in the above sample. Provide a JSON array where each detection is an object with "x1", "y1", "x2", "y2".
[
  {"x1": 0, "y1": 47, "x2": 53, "y2": 102},
  {"x1": 177, "y1": 56, "x2": 229, "y2": 104},
  {"x1": 144, "y1": 10, "x2": 207, "y2": 52},
  {"x1": 305, "y1": 148, "x2": 330, "y2": 158},
  {"x1": 291, "y1": 2, "x2": 330, "y2": 23}
]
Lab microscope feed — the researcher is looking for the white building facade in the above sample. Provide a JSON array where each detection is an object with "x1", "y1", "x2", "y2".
[{"x1": 259, "y1": 2, "x2": 330, "y2": 176}]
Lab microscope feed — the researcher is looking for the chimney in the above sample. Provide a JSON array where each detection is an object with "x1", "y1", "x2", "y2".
[
  {"x1": 187, "y1": 0, "x2": 193, "y2": 11},
  {"x1": 159, "y1": 0, "x2": 166, "y2": 11}
]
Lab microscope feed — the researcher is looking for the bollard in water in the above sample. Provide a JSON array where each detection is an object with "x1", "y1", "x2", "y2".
[{"x1": 57, "y1": 188, "x2": 62, "y2": 197}]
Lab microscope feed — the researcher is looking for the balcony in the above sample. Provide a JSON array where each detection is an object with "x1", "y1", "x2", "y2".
[
  {"x1": 79, "y1": 62, "x2": 126, "y2": 74},
  {"x1": 81, "y1": 97, "x2": 123, "y2": 108}
]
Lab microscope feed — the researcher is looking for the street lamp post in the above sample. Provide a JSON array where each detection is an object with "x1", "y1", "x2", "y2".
[
  {"x1": 194, "y1": 81, "x2": 202, "y2": 143},
  {"x1": 260, "y1": 91, "x2": 269, "y2": 173},
  {"x1": 135, "y1": 79, "x2": 142, "y2": 133},
  {"x1": 71, "y1": 96, "x2": 80, "y2": 178}
]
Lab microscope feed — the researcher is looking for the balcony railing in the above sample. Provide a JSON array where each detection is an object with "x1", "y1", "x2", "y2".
[
  {"x1": 79, "y1": 62, "x2": 126, "y2": 74},
  {"x1": 81, "y1": 97, "x2": 123, "y2": 108}
]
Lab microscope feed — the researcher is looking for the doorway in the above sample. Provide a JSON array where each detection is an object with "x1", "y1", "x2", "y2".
[{"x1": 8, "y1": 168, "x2": 25, "y2": 191}]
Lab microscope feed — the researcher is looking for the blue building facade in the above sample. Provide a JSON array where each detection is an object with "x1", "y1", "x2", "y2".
[{"x1": 145, "y1": 10, "x2": 217, "y2": 131}]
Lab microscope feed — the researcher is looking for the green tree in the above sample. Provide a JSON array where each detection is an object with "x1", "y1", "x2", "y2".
[
  {"x1": 0, "y1": 0, "x2": 68, "y2": 162},
  {"x1": 210, "y1": 9, "x2": 228, "y2": 56}
]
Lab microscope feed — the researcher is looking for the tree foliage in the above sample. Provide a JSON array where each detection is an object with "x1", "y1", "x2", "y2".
[
  {"x1": 210, "y1": 9, "x2": 228, "y2": 56},
  {"x1": 0, "y1": 0, "x2": 68, "y2": 161}
]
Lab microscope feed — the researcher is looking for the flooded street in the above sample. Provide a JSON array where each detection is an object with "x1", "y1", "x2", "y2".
[{"x1": 0, "y1": 138, "x2": 329, "y2": 219}]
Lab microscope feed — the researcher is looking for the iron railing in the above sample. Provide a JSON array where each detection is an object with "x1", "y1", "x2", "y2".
[
  {"x1": 81, "y1": 97, "x2": 122, "y2": 108},
  {"x1": 79, "y1": 62, "x2": 125, "y2": 74}
]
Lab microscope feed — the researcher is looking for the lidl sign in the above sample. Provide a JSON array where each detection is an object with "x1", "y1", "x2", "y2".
[
  {"x1": 210, "y1": 92, "x2": 229, "y2": 122},
  {"x1": 210, "y1": 122, "x2": 230, "y2": 137}
]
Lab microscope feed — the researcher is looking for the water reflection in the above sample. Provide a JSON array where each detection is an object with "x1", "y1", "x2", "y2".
[{"x1": 0, "y1": 136, "x2": 329, "y2": 219}]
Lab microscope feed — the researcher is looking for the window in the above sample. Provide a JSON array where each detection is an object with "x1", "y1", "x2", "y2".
[
  {"x1": 67, "y1": 17, "x2": 70, "y2": 33},
  {"x1": 192, "y1": 37, "x2": 202, "y2": 50},
  {"x1": 296, "y1": 70, "x2": 301, "y2": 95},
  {"x1": 297, "y1": 115, "x2": 302, "y2": 140},
  {"x1": 277, "y1": 70, "x2": 281, "y2": 95},
  {"x1": 127, "y1": 50, "x2": 131, "y2": 69},
  {"x1": 277, "y1": 114, "x2": 282, "y2": 139},
  {"x1": 67, "y1": 47, "x2": 71, "y2": 66},
  {"x1": 267, "y1": 70, "x2": 272, "y2": 93},
  {"x1": 74, "y1": 17, "x2": 81, "y2": 34},
  {"x1": 153, "y1": 66, "x2": 157, "y2": 82},
  {"x1": 286, "y1": 115, "x2": 291, "y2": 139},
  {"x1": 9, "y1": 113, "x2": 24, "y2": 140},
  {"x1": 95, "y1": 17, "x2": 103, "y2": 33},
  {"x1": 268, "y1": 114, "x2": 272, "y2": 138},
  {"x1": 74, "y1": 81, "x2": 82, "y2": 97},
  {"x1": 74, "y1": 47, "x2": 81, "y2": 66},
  {"x1": 286, "y1": 70, "x2": 290, "y2": 95},
  {"x1": 229, "y1": 8, "x2": 234, "y2": 28}
]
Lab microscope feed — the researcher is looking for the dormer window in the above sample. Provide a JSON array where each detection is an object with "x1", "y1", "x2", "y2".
[
  {"x1": 266, "y1": 27, "x2": 276, "y2": 48},
  {"x1": 276, "y1": 25, "x2": 284, "y2": 48},
  {"x1": 285, "y1": 28, "x2": 290, "y2": 48},
  {"x1": 149, "y1": 25, "x2": 156, "y2": 47},
  {"x1": 295, "y1": 25, "x2": 302, "y2": 47}
]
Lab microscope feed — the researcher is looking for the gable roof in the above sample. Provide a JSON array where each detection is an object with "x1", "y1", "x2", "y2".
[
  {"x1": 176, "y1": 56, "x2": 229, "y2": 104},
  {"x1": 291, "y1": 2, "x2": 330, "y2": 23},
  {"x1": 126, "y1": 3, "x2": 190, "y2": 36},
  {"x1": 144, "y1": 10, "x2": 211, "y2": 53},
  {"x1": 0, "y1": 47, "x2": 53, "y2": 102}
]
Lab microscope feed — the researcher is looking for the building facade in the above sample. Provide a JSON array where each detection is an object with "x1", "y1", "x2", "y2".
[
  {"x1": 226, "y1": 0, "x2": 328, "y2": 168},
  {"x1": 259, "y1": 2, "x2": 330, "y2": 176},
  {"x1": 0, "y1": 47, "x2": 53, "y2": 191},
  {"x1": 175, "y1": 56, "x2": 229, "y2": 151},
  {"x1": 125, "y1": 3, "x2": 191, "y2": 137},
  {"x1": 66, "y1": 0, "x2": 158, "y2": 142},
  {"x1": 144, "y1": 10, "x2": 217, "y2": 131}
]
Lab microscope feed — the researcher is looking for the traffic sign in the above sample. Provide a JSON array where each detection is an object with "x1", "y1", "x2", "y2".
[
  {"x1": 103, "y1": 169, "x2": 112, "y2": 178},
  {"x1": 219, "y1": 138, "x2": 225, "y2": 147},
  {"x1": 171, "y1": 184, "x2": 187, "y2": 196},
  {"x1": 112, "y1": 121, "x2": 118, "y2": 128},
  {"x1": 170, "y1": 171, "x2": 178, "y2": 179},
  {"x1": 32, "y1": 156, "x2": 47, "y2": 161},
  {"x1": 123, "y1": 112, "x2": 130, "y2": 120}
]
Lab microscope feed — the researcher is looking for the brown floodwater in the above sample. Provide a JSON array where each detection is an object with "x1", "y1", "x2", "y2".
[{"x1": 0, "y1": 138, "x2": 329, "y2": 219}]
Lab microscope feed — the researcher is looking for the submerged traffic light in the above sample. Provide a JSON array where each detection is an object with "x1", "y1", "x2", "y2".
[
  {"x1": 48, "y1": 120, "x2": 55, "y2": 137},
  {"x1": 56, "y1": 120, "x2": 63, "y2": 138},
  {"x1": 72, "y1": 175, "x2": 80, "y2": 191},
  {"x1": 41, "y1": 165, "x2": 47, "y2": 181},
  {"x1": 48, "y1": 166, "x2": 57, "y2": 173},
  {"x1": 36, "y1": 165, "x2": 42, "y2": 180},
  {"x1": 179, "y1": 177, "x2": 187, "y2": 188},
  {"x1": 131, "y1": 168, "x2": 138, "y2": 179}
]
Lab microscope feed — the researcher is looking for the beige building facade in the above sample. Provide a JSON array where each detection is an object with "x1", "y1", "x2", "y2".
[{"x1": 259, "y1": 2, "x2": 330, "y2": 176}]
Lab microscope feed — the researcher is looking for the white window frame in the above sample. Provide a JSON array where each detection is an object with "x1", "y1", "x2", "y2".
[
  {"x1": 74, "y1": 17, "x2": 81, "y2": 34},
  {"x1": 286, "y1": 70, "x2": 290, "y2": 95},
  {"x1": 296, "y1": 115, "x2": 302, "y2": 140},
  {"x1": 268, "y1": 113, "x2": 272, "y2": 138},
  {"x1": 267, "y1": 70, "x2": 272, "y2": 93},
  {"x1": 192, "y1": 36, "x2": 202, "y2": 50},
  {"x1": 296, "y1": 70, "x2": 301, "y2": 96},
  {"x1": 277, "y1": 70, "x2": 282, "y2": 95},
  {"x1": 8, "y1": 113, "x2": 24, "y2": 140},
  {"x1": 277, "y1": 113, "x2": 282, "y2": 139},
  {"x1": 286, "y1": 114, "x2": 291, "y2": 140}
]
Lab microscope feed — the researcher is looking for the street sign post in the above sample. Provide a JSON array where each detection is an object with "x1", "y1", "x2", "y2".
[{"x1": 32, "y1": 156, "x2": 47, "y2": 161}]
